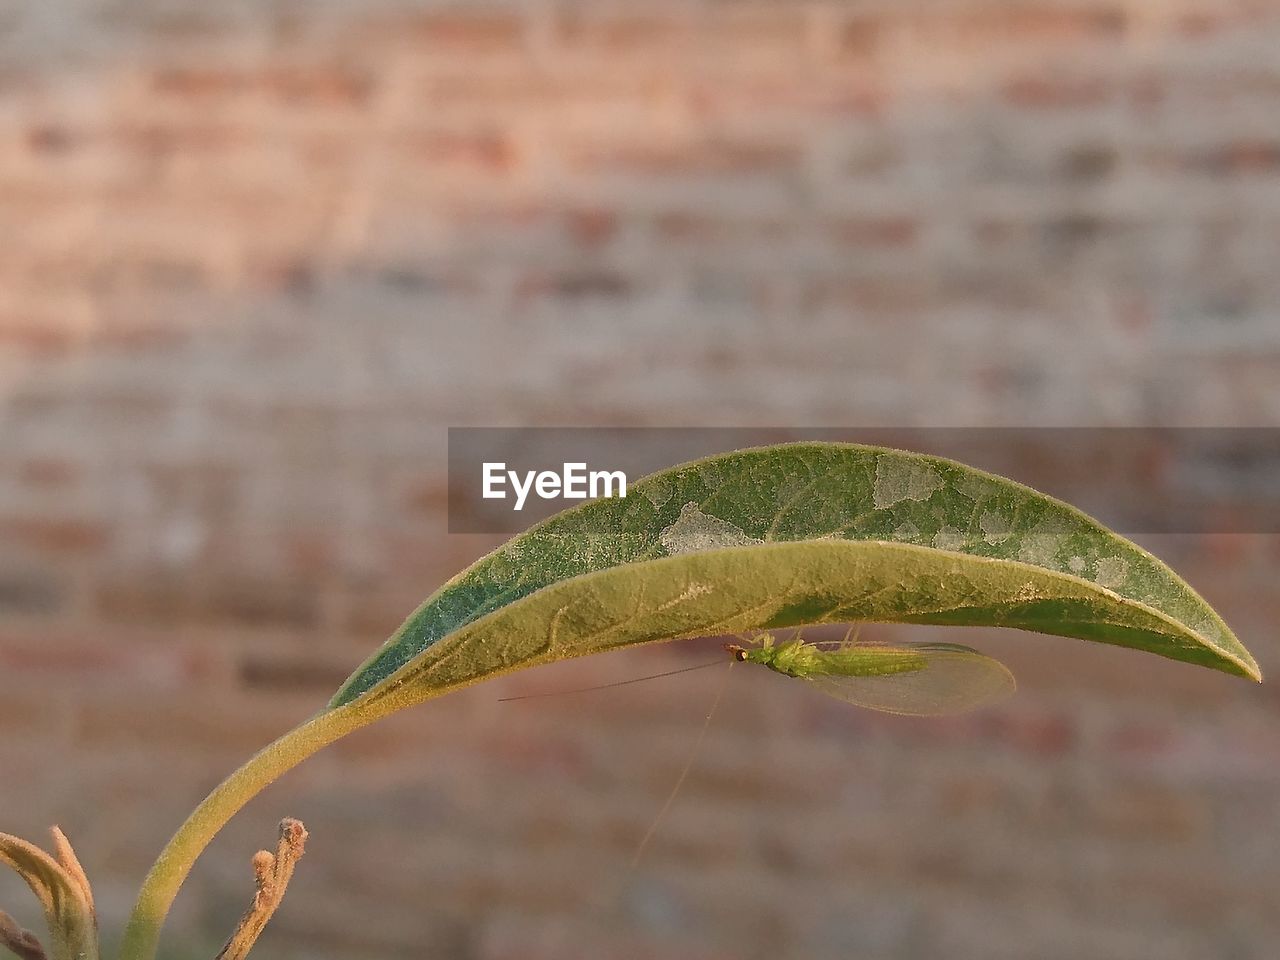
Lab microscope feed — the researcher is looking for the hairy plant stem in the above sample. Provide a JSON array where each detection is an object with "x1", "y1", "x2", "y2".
[{"x1": 117, "y1": 696, "x2": 402, "y2": 960}]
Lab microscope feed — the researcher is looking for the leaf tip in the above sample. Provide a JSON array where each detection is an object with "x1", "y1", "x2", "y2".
[{"x1": 1219, "y1": 647, "x2": 1262, "y2": 683}]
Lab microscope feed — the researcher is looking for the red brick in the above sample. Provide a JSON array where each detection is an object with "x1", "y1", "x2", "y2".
[
  {"x1": 95, "y1": 571, "x2": 321, "y2": 630},
  {"x1": 95, "y1": 8, "x2": 237, "y2": 42},
  {"x1": 140, "y1": 461, "x2": 238, "y2": 515},
  {"x1": 1086, "y1": 781, "x2": 1208, "y2": 841},
  {"x1": 237, "y1": 653, "x2": 353, "y2": 694},
  {"x1": 339, "y1": 587, "x2": 427, "y2": 638},
  {"x1": 149, "y1": 67, "x2": 256, "y2": 98},
  {"x1": 395, "y1": 131, "x2": 519, "y2": 173},
  {"x1": 1144, "y1": 140, "x2": 1280, "y2": 176},
  {"x1": 978, "y1": 708, "x2": 1079, "y2": 757},
  {"x1": 1060, "y1": 143, "x2": 1118, "y2": 181},
  {"x1": 1102, "y1": 718, "x2": 1180, "y2": 759},
  {"x1": 0, "y1": 630, "x2": 217, "y2": 689},
  {"x1": 692, "y1": 78, "x2": 887, "y2": 120},
  {"x1": 568, "y1": 139, "x2": 800, "y2": 177},
  {"x1": 17, "y1": 458, "x2": 81, "y2": 488},
  {"x1": 0, "y1": 685, "x2": 65, "y2": 733},
  {"x1": 0, "y1": 571, "x2": 65, "y2": 615},
  {"x1": 0, "y1": 321, "x2": 78, "y2": 357},
  {"x1": 206, "y1": 576, "x2": 323, "y2": 630},
  {"x1": 0, "y1": 517, "x2": 109, "y2": 553},
  {"x1": 1173, "y1": 7, "x2": 1264, "y2": 39},
  {"x1": 1214, "y1": 140, "x2": 1280, "y2": 174},
  {"x1": 827, "y1": 216, "x2": 919, "y2": 248},
  {"x1": 25, "y1": 124, "x2": 78, "y2": 155},
  {"x1": 515, "y1": 270, "x2": 632, "y2": 301},
  {"x1": 655, "y1": 212, "x2": 791, "y2": 244},
  {"x1": 357, "y1": 12, "x2": 527, "y2": 52},
  {"x1": 403, "y1": 474, "x2": 450, "y2": 517},
  {"x1": 698, "y1": 11, "x2": 810, "y2": 60},
  {"x1": 1003, "y1": 75, "x2": 1114, "y2": 108},
  {"x1": 72, "y1": 695, "x2": 307, "y2": 756},
  {"x1": 840, "y1": 17, "x2": 884, "y2": 57},
  {"x1": 564, "y1": 208, "x2": 619, "y2": 248},
  {"x1": 110, "y1": 120, "x2": 250, "y2": 159},
  {"x1": 942, "y1": 5, "x2": 1127, "y2": 43},
  {"x1": 553, "y1": 12, "x2": 693, "y2": 53},
  {"x1": 150, "y1": 65, "x2": 374, "y2": 107}
]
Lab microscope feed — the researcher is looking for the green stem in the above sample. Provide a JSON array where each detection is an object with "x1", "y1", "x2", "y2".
[{"x1": 117, "y1": 697, "x2": 398, "y2": 960}]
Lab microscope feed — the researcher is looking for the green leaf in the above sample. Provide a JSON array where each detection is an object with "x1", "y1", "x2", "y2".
[
  {"x1": 333, "y1": 442, "x2": 1259, "y2": 709},
  {"x1": 346, "y1": 539, "x2": 1257, "y2": 717},
  {"x1": 0, "y1": 829, "x2": 97, "y2": 960}
]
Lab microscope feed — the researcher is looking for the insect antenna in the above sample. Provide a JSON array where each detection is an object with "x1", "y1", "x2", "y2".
[
  {"x1": 496, "y1": 658, "x2": 725, "y2": 702},
  {"x1": 629, "y1": 657, "x2": 735, "y2": 869}
]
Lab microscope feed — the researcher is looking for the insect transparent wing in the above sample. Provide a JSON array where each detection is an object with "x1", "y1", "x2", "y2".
[{"x1": 802, "y1": 642, "x2": 1015, "y2": 717}]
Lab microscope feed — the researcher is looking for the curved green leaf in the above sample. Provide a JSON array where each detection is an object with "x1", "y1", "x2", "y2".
[
  {"x1": 335, "y1": 442, "x2": 1259, "y2": 708},
  {"x1": 350, "y1": 539, "x2": 1257, "y2": 717}
]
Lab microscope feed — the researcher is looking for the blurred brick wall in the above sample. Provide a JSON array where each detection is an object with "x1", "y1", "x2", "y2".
[{"x1": 1, "y1": 2, "x2": 1278, "y2": 959}]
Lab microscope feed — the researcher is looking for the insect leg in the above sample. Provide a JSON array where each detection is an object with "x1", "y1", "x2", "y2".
[{"x1": 840, "y1": 623, "x2": 863, "y2": 648}]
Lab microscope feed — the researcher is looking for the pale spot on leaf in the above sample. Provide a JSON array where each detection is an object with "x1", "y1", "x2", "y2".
[
  {"x1": 872, "y1": 454, "x2": 945, "y2": 509},
  {"x1": 953, "y1": 473, "x2": 998, "y2": 501},
  {"x1": 933, "y1": 526, "x2": 967, "y2": 551},
  {"x1": 893, "y1": 521, "x2": 921, "y2": 541},
  {"x1": 659, "y1": 502, "x2": 762, "y2": 556},
  {"x1": 979, "y1": 511, "x2": 1012, "y2": 544},
  {"x1": 1018, "y1": 534, "x2": 1063, "y2": 567},
  {"x1": 639, "y1": 476, "x2": 673, "y2": 509},
  {"x1": 1095, "y1": 556, "x2": 1129, "y2": 590}
]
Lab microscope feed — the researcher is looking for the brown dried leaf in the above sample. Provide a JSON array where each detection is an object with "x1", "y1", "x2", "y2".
[
  {"x1": 214, "y1": 819, "x2": 308, "y2": 960},
  {"x1": 0, "y1": 831, "x2": 97, "y2": 960}
]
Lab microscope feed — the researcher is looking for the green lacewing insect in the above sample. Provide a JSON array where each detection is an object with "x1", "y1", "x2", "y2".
[
  {"x1": 502, "y1": 627, "x2": 1014, "y2": 869},
  {"x1": 725, "y1": 629, "x2": 1015, "y2": 716}
]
